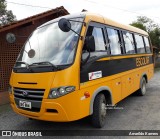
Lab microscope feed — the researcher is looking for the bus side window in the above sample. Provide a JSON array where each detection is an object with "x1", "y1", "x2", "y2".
[
  {"x1": 144, "y1": 36, "x2": 151, "y2": 53},
  {"x1": 83, "y1": 26, "x2": 107, "y2": 58},
  {"x1": 122, "y1": 31, "x2": 136, "y2": 54},
  {"x1": 134, "y1": 34, "x2": 146, "y2": 53},
  {"x1": 106, "y1": 28, "x2": 122, "y2": 55}
]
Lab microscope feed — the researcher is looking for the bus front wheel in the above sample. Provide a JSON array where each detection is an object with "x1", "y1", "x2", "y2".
[{"x1": 91, "y1": 93, "x2": 107, "y2": 128}]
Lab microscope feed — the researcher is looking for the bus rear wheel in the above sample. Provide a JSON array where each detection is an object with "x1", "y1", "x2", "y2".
[
  {"x1": 137, "y1": 77, "x2": 147, "y2": 96},
  {"x1": 91, "y1": 93, "x2": 107, "y2": 128}
]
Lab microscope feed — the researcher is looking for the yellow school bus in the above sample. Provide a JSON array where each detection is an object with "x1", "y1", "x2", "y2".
[{"x1": 9, "y1": 12, "x2": 154, "y2": 128}]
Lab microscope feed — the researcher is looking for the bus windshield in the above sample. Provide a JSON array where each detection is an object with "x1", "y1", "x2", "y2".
[{"x1": 15, "y1": 18, "x2": 83, "y2": 68}]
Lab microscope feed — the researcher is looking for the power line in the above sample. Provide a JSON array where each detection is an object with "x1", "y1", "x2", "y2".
[
  {"x1": 6, "y1": 1, "x2": 52, "y2": 9},
  {"x1": 84, "y1": 0, "x2": 160, "y2": 21},
  {"x1": 7, "y1": 0, "x2": 160, "y2": 21}
]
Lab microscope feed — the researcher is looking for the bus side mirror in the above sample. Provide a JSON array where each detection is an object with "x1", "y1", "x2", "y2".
[
  {"x1": 85, "y1": 35, "x2": 95, "y2": 52},
  {"x1": 81, "y1": 36, "x2": 95, "y2": 65},
  {"x1": 58, "y1": 18, "x2": 71, "y2": 32}
]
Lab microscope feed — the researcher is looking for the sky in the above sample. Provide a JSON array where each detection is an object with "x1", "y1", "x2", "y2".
[{"x1": 6, "y1": 0, "x2": 160, "y2": 25}]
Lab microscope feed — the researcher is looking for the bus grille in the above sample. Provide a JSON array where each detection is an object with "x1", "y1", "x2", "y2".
[{"x1": 13, "y1": 88, "x2": 45, "y2": 112}]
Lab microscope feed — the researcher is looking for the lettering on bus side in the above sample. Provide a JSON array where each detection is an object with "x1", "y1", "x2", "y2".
[{"x1": 136, "y1": 57, "x2": 150, "y2": 67}]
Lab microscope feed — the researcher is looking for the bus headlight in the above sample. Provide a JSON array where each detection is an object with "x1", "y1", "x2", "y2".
[{"x1": 48, "y1": 86, "x2": 75, "y2": 99}]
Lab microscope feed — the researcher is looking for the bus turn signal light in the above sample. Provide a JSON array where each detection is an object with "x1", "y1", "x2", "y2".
[{"x1": 84, "y1": 92, "x2": 90, "y2": 98}]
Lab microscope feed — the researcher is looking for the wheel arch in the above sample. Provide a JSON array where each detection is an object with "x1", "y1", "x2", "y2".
[
  {"x1": 89, "y1": 86, "x2": 113, "y2": 115},
  {"x1": 140, "y1": 73, "x2": 148, "y2": 86}
]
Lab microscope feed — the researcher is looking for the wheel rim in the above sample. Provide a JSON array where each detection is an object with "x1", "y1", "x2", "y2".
[
  {"x1": 100, "y1": 100, "x2": 107, "y2": 121},
  {"x1": 142, "y1": 80, "x2": 146, "y2": 94}
]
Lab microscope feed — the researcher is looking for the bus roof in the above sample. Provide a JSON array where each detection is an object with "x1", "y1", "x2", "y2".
[
  {"x1": 84, "y1": 12, "x2": 148, "y2": 36},
  {"x1": 38, "y1": 12, "x2": 148, "y2": 36}
]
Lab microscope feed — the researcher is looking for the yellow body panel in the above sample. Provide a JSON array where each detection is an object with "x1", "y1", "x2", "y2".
[
  {"x1": 9, "y1": 13, "x2": 154, "y2": 122},
  {"x1": 10, "y1": 63, "x2": 154, "y2": 121},
  {"x1": 80, "y1": 64, "x2": 154, "y2": 105}
]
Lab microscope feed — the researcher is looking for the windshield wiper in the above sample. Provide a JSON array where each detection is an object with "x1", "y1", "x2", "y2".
[
  {"x1": 29, "y1": 61, "x2": 58, "y2": 70},
  {"x1": 15, "y1": 61, "x2": 30, "y2": 69}
]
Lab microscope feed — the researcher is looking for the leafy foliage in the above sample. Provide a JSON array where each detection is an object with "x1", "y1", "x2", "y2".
[
  {"x1": 130, "y1": 16, "x2": 160, "y2": 53},
  {"x1": 130, "y1": 22, "x2": 147, "y2": 31},
  {"x1": 0, "y1": 0, "x2": 16, "y2": 26}
]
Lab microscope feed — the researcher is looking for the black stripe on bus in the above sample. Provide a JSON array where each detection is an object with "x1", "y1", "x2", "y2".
[{"x1": 80, "y1": 56, "x2": 153, "y2": 83}]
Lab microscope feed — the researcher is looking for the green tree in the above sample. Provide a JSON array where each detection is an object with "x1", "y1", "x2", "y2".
[
  {"x1": 136, "y1": 16, "x2": 158, "y2": 32},
  {"x1": 149, "y1": 28, "x2": 160, "y2": 47},
  {"x1": 130, "y1": 22, "x2": 146, "y2": 31},
  {"x1": 130, "y1": 16, "x2": 160, "y2": 53},
  {"x1": 0, "y1": 0, "x2": 16, "y2": 26}
]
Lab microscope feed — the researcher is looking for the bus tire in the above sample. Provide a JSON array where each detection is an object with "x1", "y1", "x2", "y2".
[
  {"x1": 137, "y1": 77, "x2": 147, "y2": 96},
  {"x1": 91, "y1": 93, "x2": 107, "y2": 128}
]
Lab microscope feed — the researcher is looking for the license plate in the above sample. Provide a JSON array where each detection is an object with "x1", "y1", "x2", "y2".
[{"x1": 19, "y1": 100, "x2": 31, "y2": 109}]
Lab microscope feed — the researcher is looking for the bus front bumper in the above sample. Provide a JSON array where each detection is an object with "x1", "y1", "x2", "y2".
[{"x1": 10, "y1": 96, "x2": 71, "y2": 122}]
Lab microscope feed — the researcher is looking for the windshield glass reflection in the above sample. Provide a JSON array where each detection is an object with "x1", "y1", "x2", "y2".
[{"x1": 16, "y1": 18, "x2": 83, "y2": 68}]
